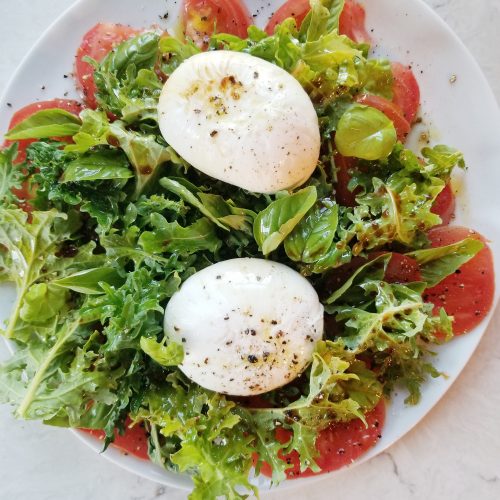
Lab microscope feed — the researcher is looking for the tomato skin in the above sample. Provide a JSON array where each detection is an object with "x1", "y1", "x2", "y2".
[
  {"x1": 80, "y1": 419, "x2": 149, "y2": 460},
  {"x1": 338, "y1": 0, "x2": 371, "y2": 44},
  {"x1": 257, "y1": 401, "x2": 385, "y2": 479},
  {"x1": 391, "y1": 62, "x2": 421, "y2": 124},
  {"x1": 334, "y1": 153, "x2": 358, "y2": 207},
  {"x1": 431, "y1": 183, "x2": 455, "y2": 226},
  {"x1": 265, "y1": 0, "x2": 310, "y2": 35},
  {"x1": 3, "y1": 99, "x2": 83, "y2": 209},
  {"x1": 183, "y1": 0, "x2": 252, "y2": 48},
  {"x1": 75, "y1": 23, "x2": 139, "y2": 108},
  {"x1": 425, "y1": 226, "x2": 495, "y2": 335},
  {"x1": 382, "y1": 253, "x2": 422, "y2": 284},
  {"x1": 265, "y1": 0, "x2": 370, "y2": 43},
  {"x1": 5, "y1": 99, "x2": 83, "y2": 164},
  {"x1": 355, "y1": 93, "x2": 411, "y2": 142}
]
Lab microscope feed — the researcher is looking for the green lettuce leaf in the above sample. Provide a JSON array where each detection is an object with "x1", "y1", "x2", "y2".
[{"x1": 140, "y1": 337, "x2": 184, "y2": 367}]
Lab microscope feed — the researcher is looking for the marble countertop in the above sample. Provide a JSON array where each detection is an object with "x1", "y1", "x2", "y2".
[{"x1": 1, "y1": 1, "x2": 499, "y2": 499}]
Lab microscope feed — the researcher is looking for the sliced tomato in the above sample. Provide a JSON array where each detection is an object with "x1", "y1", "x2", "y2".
[
  {"x1": 75, "y1": 23, "x2": 139, "y2": 109},
  {"x1": 391, "y1": 62, "x2": 420, "y2": 124},
  {"x1": 334, "y1": 153, "x2": 358, "y2": 207},
  {"x1": 382, "y1": 253, "x2": 422, "y2": 283},
  {"x1": 338, "y1": 0, "x2": 371, "y2": 44},
  {"x1": 431, "y1": 183, "x2": 455, "y2": 226},
  {"x1": 183, "y1": 0, "x2": 252, "y2": 48},
  {"x1": 5, "y1": 99, "x2": 83, "y2": 164},
  {"x1": 80, "y1": 419, "x2": 149, "y2": 460},
  {"x1": 424, "y1": 226, "x2": 495, "y2": 335},
  {"x1": 265, "y1": 0, "x2": 310, "y2": 35},
  {"x1": 355, "y1": 93, "x2": 411, "y2": 142},
  {"x1": 265, "y1": 0, "x2": 370, "y2": 43},
  {"x1": 257, "y1": 400, "x2": 385, "y2": 478},
  {"x1": 3, "y1": 99, "x2": 83, "y2": 209}
]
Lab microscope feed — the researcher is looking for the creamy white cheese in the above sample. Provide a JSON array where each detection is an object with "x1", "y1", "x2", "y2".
[
  {"x1": 164, "y1": 258, "x2": 324, "y2": 396},
  {"x1": 158, "y1": 51, "x2": 320, "y2": 194}
]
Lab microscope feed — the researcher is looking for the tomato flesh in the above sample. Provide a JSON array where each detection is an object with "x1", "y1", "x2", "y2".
[
  {"x1": 338, "y1": 0, "x2": 371, "y2": 43},
  {"x1": 391, "y1": 62, "x2": 421, "y2": 124},
  {"x1": 80, "y1": 418, "x2": 149, "y2": 460},
  {"x1": 355, "y1": 93, "x2": 411, "y2": 142},
  {"x1": 75, "y1": 23, "x2": 139, "y2": 108},
  {"x1": 258, "y1": 400, "x2": 385, "y2": 478},
  {"x1": 3, "y1": 99, "x2": 83, "y2": 208},
  {"x1": 265, "y1": 0, "x2": 310, "y2": 35},
  {"x1": 431, "y1": 183, "x2": 455, "y2": 226},
  {"x1": 265, "y1": 0, "x2": 369, "y2": 43},
  {"x1": 5, "y1": 99, "x2": 83, "y2": 164},
  {"x1": 334, "y1": 153, "x2": 359, "y2": 207},
  {"x1": 425, "y1": 226, "x2": 495, "y2": 334},
  {"x1": 183, "y1": 0, "x2": 252, "y2": 48}
]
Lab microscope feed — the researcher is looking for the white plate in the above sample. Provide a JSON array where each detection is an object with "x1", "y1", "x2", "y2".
[{"x1": 1, "y1": 0, "x2": 499, "y2": 494}]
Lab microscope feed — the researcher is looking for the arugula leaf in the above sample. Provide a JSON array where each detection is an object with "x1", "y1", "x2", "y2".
[
  {"x1": 254, "y1": 186, "x2": 317, "y2": 255},
  {"x1": 0, "y1": 317, "x2": 123, "y2": 422},
  {"x1": 52, "y1": 267, "x2": 124, "y2": 295},
  {"x1": 0, "y1": 208, "x2": 70, "y2": 339},
  {"x1": 4, "y1": 109, "x2": 82, "y2": 140},
  {"x1": 139, "y1": 214, "x2": 221, "y2": 256},
  {"x1": 407, "y1": 237, "x2": 483, "y2": 287},
  {"x1": 159, "y1": 37, "x2": 201, "y2": 75},
  {"x1": 140, "y1": 337, "x2": 184, "y2": 367},
  {"x1": 335, "y1": 104, "x2": 397, "y2": 160},
  {"x1": 0, "y1": 143, "x2": 24, "y2": 206}
]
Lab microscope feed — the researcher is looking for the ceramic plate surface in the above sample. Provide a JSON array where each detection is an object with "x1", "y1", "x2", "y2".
[{"x1": 1, "y1": 0, "x2": 499, "y2": 493}]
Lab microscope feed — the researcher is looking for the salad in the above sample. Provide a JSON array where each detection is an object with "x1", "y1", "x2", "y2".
[{"x1": 0, "y1": 0, "x2": 495, "y2": 498}]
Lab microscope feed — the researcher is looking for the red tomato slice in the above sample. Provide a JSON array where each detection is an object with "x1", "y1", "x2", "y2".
[
  {"x1": 257, "y1": 400, "x2": 385, "y2": 478},
  {"x1": 338, "y1": 0, "x2": 371, "y2": 44},
  {"x1": 265, "y1": 0, "x2": 310, "y2": 35},
  {"x1": 355, "y1": 93, "x2": 411, "y2": 142},
  {"x1": 334, "y1": 153, "x2": 358, "y2": 207},
  {"x1": 183, "y1": 0, "x2": 252, "y2": 48},
  {"x1": 265, "y1": 0, "x2": 370, "y2": 43},
  {"x1": 382, "y1": 253, "x2": 422, "y2": 283},
  {"x1": 80, "y1": 418, "x2": 149, "y2": 460},
  {"x1": 431, "y1": 183, "x2": 455, "y2": 226},
  {"x1": 5, "y1": 99, "x2": 83, "y2": 164},
  {"x1": 424, "y1": 226, "x2": 495, "y2": 335},
  {"x1": 391, "y1": 62, "x2": 421, "y2": 124},
  {"x1": 3, "y1": 99, "x2": 83, "y2": 209},
  {"x1": 75, "y1": 23, "x2": 139, "y2": 109}
]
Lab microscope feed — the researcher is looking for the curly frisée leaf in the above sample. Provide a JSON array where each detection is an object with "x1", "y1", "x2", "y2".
[
  {"x1": 335, "y1": 104, "x2": 397, "y2": 160},
  {"x1": 254, "y1": 186, "x2": 317, "y2": 255},
  {"x1": 140, "y1": 337, "x2": 184, "y2": 367},
  {"x1": 0, "y1": 143, "x2": 24, "y2": 207}
]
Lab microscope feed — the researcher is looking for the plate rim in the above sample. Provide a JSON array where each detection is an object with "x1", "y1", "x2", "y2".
[{"x1": 0, "y1": 0, "x2": 499, "y2": 493}]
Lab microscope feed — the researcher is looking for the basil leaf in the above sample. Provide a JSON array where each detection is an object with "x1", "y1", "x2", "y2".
[
  {"x1": 61, "y1": 149, "x2": 132, "y2": 183},
  {"x1": 5, "y1": 109, "x2": 82, "y2": 140},
  {"x1": 100, "y1": 32, "x2": 160, "y2": 78},
  {"x1": 407, "y1": 237, "x2": 484, "y2": 287},
  {"x1": 284, "y1": 199, "x2": 339, "y2": 263},
  {"x1": 253, "y1": 186, "x2": 317, "y2": 255},
  {"x1": 335, "y1": 104, "x2": 397, "y2": 160},
  {"x1": 52, "y1": 267, "x2": 124, "y2": 295}
]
